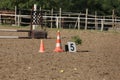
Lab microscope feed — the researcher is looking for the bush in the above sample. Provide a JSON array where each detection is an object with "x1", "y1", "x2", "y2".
[{"x1": 71, "y1": 35, "x2": 82, "y2": 45}]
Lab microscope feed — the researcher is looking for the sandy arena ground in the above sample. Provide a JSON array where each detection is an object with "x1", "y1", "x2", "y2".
[{"x1": 0, "y1": 26, "x2": 120, "y2": 80}]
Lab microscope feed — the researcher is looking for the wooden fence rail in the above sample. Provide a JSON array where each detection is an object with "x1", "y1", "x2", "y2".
[{"x1": 0, "y1": 8, "x2": 120, "y2": 31}]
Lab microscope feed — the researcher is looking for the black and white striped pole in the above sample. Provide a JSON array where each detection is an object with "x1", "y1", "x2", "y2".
[{"x1": 32, "y1": 4, "x2": 37, "y2": 30}]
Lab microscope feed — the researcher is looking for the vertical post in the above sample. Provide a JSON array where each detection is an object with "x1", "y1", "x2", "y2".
[
  {"x1": 56, "y1": 17, "x2": 59, "y2": 28},
  {"x1": 59, "y1": 8, "x2": 61, "y2": 28},
  {"x1": 78, "y1": 12, "x2": 81, "y2": 30},
  {"x1": 33, "y1": 4, "x2": 37, "y2": 30},
  {"x1": 19, "y1": 11, "x2": 21, "y2": 26},
  {"x1": 101, "y1": 19, "x2": 104, "y2": 31},
  {"x1": 114, "y1": 17, "x2": 117, "y2": 30},
  {"x1": 15, "y1": 6, "x2": 17, "y2": 25},
  {"x1": 51, "y1": 8, "x2": 53, "y2": 29},
  {"x1": 40, "y1": 7, "x2": 43, "y2": 29},
  {"x1": 95, "y1": 11, "x2": 98, "y2": 30},
  {"x1": 112, "y1": 9, "x2": 115, "y2": 28},
  {"x1": 30, "y1": 7, "x2": 33, "y2": 37},
  {"x1": 78, "y1": 17, "x2": 80, "y2": 30},
  {"x1": 68, "y1": 14, "x2": 71, "y2": 29},
  {"x1": 45, "y1": 12, "x2": 47, "y2": 27},
  {"x1": 74, "y1": 19, "x2": 77, "y2": 29},
  {"x1": 17, "y1": 15, "x2": 20, "y2": 26},
  {"x1": 85, "y1": 9, "x2": 88, "y2": 30}
]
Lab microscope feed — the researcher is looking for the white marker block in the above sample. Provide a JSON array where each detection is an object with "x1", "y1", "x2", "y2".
[{"x1": 67, "y1": 42, "x2": 76, "y2": 52}]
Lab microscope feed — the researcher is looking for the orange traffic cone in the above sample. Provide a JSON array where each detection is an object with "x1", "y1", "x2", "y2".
[
  {"x1": 54, "y1": 30, "x2": 64, "y2": 52},
  {"x1": 39, "y1": 39, "x2": 45, "y2": 53}
]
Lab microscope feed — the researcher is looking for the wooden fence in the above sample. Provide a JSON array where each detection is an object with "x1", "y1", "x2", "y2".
[{"x1": 0, "y1": 8, "x2": 120, "y2": 31}]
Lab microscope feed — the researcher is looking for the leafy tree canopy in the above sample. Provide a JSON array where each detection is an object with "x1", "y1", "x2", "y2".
[{"x1": 0, "y1": 0, "x2": 120, "y2": 16}]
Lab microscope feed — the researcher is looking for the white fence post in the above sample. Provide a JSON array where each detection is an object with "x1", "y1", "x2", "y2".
[
  {"x1": 15, "y1": 6, "x2": 17, "y2": 26},
  {"x1": 112, "y1": 9, "x2": 115, "y2": 28},
  {"x1": 78, "y1": 17, "x2": 80, "y2": 30},
  {"x1": 56, "y1": 17, "x2": 59, "y2": 28},
  {"x1": 51, "y1": 8, "x2": 53, "y2": 29},
  {"x1": 95, "y1": 11, "x2": 98, "y2": 30},
  {"x1": 59, "y1": 8, "x2": 61, "y2": 28},
  {"x1": 85, "y1": 9, "x2": 88, "y2": 30},
  {"x1": 101, "y1": 19, "x2": 104, "y2": 31},
  {"x1": 45, "y1": 12, "x2": 47, "y2": 27},
  {"x1": 17, "y1": 15, "x2": 20, "y2": 26}
]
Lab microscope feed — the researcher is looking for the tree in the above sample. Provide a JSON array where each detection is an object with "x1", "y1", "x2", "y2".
[{"x1": 0, "y1": 0, "x2": 120, "y2": 16}]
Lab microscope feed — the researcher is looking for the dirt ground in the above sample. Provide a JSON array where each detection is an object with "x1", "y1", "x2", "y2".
[{"x1": 0, "y1": 26, "x2": 120, "y2": 80}]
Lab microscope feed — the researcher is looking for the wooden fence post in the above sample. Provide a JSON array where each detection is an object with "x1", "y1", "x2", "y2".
[
  {"x1": 59, "y1": 8, "x2": 62, "y2": 28},
  {"x1": 17, "y1": 15, "x2": 20, "y2": 26},
  {"x1": 112, "y1": 9, "x2": 115, "y2": 28},
  {"x1": 51, "y1": 8, "x2": 53, "y2": 29},
  {"x1": 68, "y1": 14, "x2": 71, "y2": 29},
  {"x1": 56, "y1": 17, "x2": 59, "y2": 28},
  {"x1": 101, "y1": 19, "x2": 104, "y2": 31},
  {"x1": 15, "y1": 6, "x2": 17, "y2": 26},
  {"x1": 95, "y1": 11, "x2": 98, "y2": 30},
  {"x1": 85, "y1": 9, "x2": 88, "y2": 30},
  {"x1": 114, "y1": 17, "x2": 117, "y2": 30},
  {"x1": 78, "y1": 17, "x2": 80, "y2": 30},
  {"x1": 45, "y1": 12, "x2": 47, "y2": 27}
]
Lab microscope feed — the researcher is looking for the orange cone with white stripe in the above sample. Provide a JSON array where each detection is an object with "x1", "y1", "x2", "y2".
[
  {"x1": 39, "y1": 39, "x2": 45, "y2": 53},
  {"x1": 54, "y1": 30, "x2": 64, "y2": 52}
]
